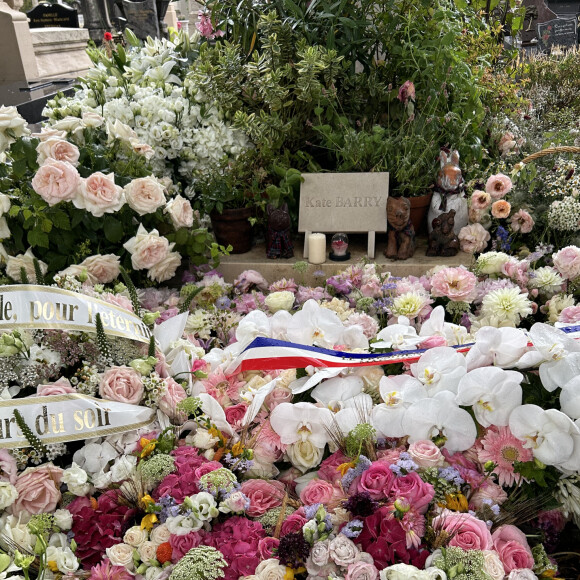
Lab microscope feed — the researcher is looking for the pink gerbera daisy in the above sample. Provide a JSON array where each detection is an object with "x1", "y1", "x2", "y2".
[
  {"x1": 398, "y1": 505, "x2": 426, "y2": 549},
  {"x1": 201, "y1": 368, "x2": 245, "y2": 405},
  {"x1": 477, "y1": 426, "x2": 532, "y2": 487}
]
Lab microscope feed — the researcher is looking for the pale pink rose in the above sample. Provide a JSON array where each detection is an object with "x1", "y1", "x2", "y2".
[
  {"x1": 80, "y1": 254, "x2": 121, "y2": 284},
  {"x1": 100, "y1": 292, "x2": 134, "y2": 312},
  {"x1": 471, "y1": 190, "x2": 491, "y2": 210},
  {"x1": 165, "y1": 195, "x2": 194, "y2": 229},
  {"x1": 432, "y1": 509, "x2": 493, "y2": 551},
  {"x1": 559, "y1": 305, "x2": 580, "y2": 324},
  {"x1": 389, "y1": 471, "x2": 435, "y2": 514},
  {"x1": 485, "y1": 174, "x2": 513, "y2": 199},
  {"x1": 265, "y1": 387, "x2": 293, "y2": 410},
  {"x1": 37, "y1": 377, "x2": 76, "y2": 396},
  {"x1": 470, "y1": 481, "x2": 508, "y2": 509},
  {"x1": 12, "y1": 464, "x2": 63, "y2": 515},
  {"x1": 124, "y1": 176, "x2": 166, "y2": 216},
  {"x1": 37, "y1": 138, "x2": 80, "y2": 166},
  {"x1": 0, "y1": 449, "x2": 18, "y2": 484},
  {"x1": 240, "y1": 479, "x2": 286, "y2": 517},
  {"x1": 491, "y1": 200, "x2": 511, "y2": 219},
  {"x1": 510, "y1": 209, "x2": 534, "y2": 234},
  {"x1": 345, "y1": 560, "x2": 378, "y2": 580},
  {"x1": 131, "y1": 142, "x2": 154, "y2": 159},
  {"x1": 99, "y1": 366, "x2": 144, "y2": 404},
  {"x1": 32, "y1": 127, "x2": 67, "y2": 141},
  {"x1": 469, "y1": 207, "x2": 485, "y2": 223},
  {"x1": 408, "y1": 440, "x2": 444, "y2": 468},
  {"x1": 123, "y1": 225, "x2": 170, "y2": 270},
  {"x1": 31, "y1": 158, "x2": 80, "y2": 206},
  {"x1": 459, "y1": 223, "x2": 491, "y2": 254},
  {"x1": 553, "y1": 245, "x2": 580, "y2": 280},
  {"x1": 492, "y1": 525, "x2": 534, "y2": 574},
  {"x1": 300, "y1": 479, "x2": 338, "y2": 505},
  {"x1": 430, "y1": 266, "x2": 477, "y2": 302},
  {"x1": 352, "y1": 461, "x2": 394, "y2": 499},
  {"x1": 158, "y1": 377, "x2": 187, "y2": 420},
  {"x1": 147, "y1": 251, "x2": 181, "y2": 283},
  {"x1": 75, "y1": 172, "x2": 125, "y2": 217}
]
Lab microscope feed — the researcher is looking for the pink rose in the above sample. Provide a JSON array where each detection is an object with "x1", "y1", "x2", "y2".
[
  {"x1": 432, "y1": 510, "x2": 493, "y2": 551},
  {"x1": 12, "y1": 464, "x2": 63, "y2": 515},
  {"x1": 124, "y1": 176, "x2": 166, "y2": 216},
  {"x1": 353, "y1": 461, "x2": 394, "y2": 499},
  {"x1": 158, "y1": 378, "x2": 187, "y2": 420},
  {"x1": 485, "y1": 174, "x2": 512, "y2": 199},
  {"x1": 265, "y1": 387, "x2": 293, "y2": 410},
  {"x1": 0, "y1": 449, "x2": 17, "y2": 484},
  {"x1": 75, "y1": 172, "x2": 125, "y2": 217},
  {"x1": 553, "y1": 245, "x2": 580, "y2": 280},
  {"x1": 224, "y1": 403, "x2": 248, "y2": 428},
  {"x1": 36, "y1": 137, "x2": 80, "y2": 166},
  {"x1": 471, "y1": 190, "x2": 491, "y2": 210},
  {"x1": 510, "y1": 209, "x2": 534, "y2": 234},
  {"x1": 31, "y1": 158, "x2": 80, "y2": 206},
  {"x1": 492, "y1": 525, "x2": 534, "y2": 574},
  {"x1": 559, "y1": 305, "x2": 580, "y2": 324},
  {"x1": 100, "y1": 292, "x2": 134, "y2": 312},
  {"x1": 99, "y1": 366, "x2": 144, "y2": 404},
  {"x1": 300, "y1": 479, "x2": 338, "y2": 505},
  {"x1": 345, "y1": 560, "x2": 379, "y2": 580},
  {"x1": 80, "y1": 254, "x2": 120, "y2": 284},
  {"x1": 194, "y1": 461, "x2": 222, "y2": 480},
  {"x1": 408, "y1": 440, "x2": 444, "y2": 468},
  {"x1": 470, "y1": 481, "x2": 508, "y2": 509},
  {"x1": 280, "y1": 510, "x2": 308, "y2": 536},
  {"x1": 241, "y1": 479, "x2": 286, "y2": 517},
  {"x1": 430, "y1": 266, "x2": 477, "y2": 302},
  {"x1": 169, "y1": 531, "x2": 205, "y2": 562},
  {"x1": 258, "y1": 537, "x2": 279, "y2": 560},
  {"x1": 147, "y1": 251, "x2": 182, "y2": 283},
  {"x1": 124, "y1": 225, "x2": 170, "y2": 271},
  {"x1": 165, "y1": 195, "x2": 194, "y2": 229},
  {"x1": 389, "y1": 471, "x2": 434, "y2": 514},
  {"x1": 459, "y1": 223, "x2": 490, "y2": 254},
  {"x1": 37, "y1": 377, "x2": 76, "y2": 396}
]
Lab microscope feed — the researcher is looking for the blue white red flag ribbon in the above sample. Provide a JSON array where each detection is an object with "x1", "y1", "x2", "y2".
[{"x1": 229, "y1": 324, "x2": 580, "y2": 373}]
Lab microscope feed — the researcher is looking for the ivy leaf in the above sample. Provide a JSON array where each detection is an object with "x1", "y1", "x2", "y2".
[
  {"x1": 103, "y1": 216, "x2": 124, "y2": 243},
  {"x1": 50, "y1": 211, "x2": 71, "y2": 230}
]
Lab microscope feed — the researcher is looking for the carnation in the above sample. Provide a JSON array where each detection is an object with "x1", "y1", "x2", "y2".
[
  {"x1": 458, "y1": 223, "x2": 490, "y2": 254},
  {"x1": 430, "y1": 267, "x2": 476, "y2": 302}
]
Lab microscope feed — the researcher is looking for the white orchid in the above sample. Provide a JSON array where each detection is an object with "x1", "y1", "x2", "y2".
[
  {"x1": 270, "y1": 402, "x2": 332, "y2": 448},
  {"x1": 311, "y1": 375, "x2": 365, "y2": 409},
  {"x1": 372, "y1": 375, "x2": 428, "y2": 438},
  {"x1": 419, "y1": 305, "x2": 471, "y2": 346},
  {"x1": 286, "y1": 299, "x2": 345, "y2": 348},
  {"x1": 517, "y1": 323, "x2": 580, "y2": 391},
  {"x1": 372, "y1": 316, "x2": 423, "y2": 350},
  {"x1": 509, "y1": 404, "x2": 580, "y2": 470},
  {"x1": 455, "y1": 367, "x2": 523, "y2": 427},
  {"x1": 561, "y1": 375, "x2": 580, "y2": 420},
  {"x1": 410, "y1": 346, "x2": 467, "y2": 395},
  {"x1": 401, "y1": 391, "x2": 477, "y2": 453},
  {"x1": 324, "y1": 393, "x2": 374, "y2": 436},
  {"x1": 234, "y1": 310, "x2": 272, "y2": 350},
  {"x1": 465, "y1": 326, "x2": 528, "y2": 371}
]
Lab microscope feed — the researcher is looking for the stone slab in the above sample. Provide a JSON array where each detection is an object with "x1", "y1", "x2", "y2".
[
  {"x1": 537, "y1": 16, "x2": 578, "y2": 48},
  {"x1": 27, "y1": 2, "x2": 79, "y2": 28},
  {"x1": 122, "y1": 0, "x2": 159, "y2": 39},
  {"x1": 217, "y1": 234, "x2": 473, "y2": 285}
]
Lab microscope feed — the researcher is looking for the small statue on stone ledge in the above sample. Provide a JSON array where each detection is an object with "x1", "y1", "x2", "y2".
[
  {"x1": 385, "y1": 197, "x2": 416, "y2": 260},
  {"x1": 427, "y1": 209, "x2": 460, "y2": 257},
  {"x1": 266, "y1": 203, "x2": 294, "y2": 259}
]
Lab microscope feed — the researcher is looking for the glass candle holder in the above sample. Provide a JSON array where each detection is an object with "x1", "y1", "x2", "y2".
[{"x1": 329, "y1": 233, "x2": 350, "y2": 261}]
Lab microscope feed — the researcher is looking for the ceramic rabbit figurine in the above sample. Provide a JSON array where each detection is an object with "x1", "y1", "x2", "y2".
[{"x1": 427, "y1": 149, "x2": 468, "y2": 235}]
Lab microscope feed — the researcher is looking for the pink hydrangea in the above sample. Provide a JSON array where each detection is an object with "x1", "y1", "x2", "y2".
[{"x1": 430, "y1": 266, "x2": 477, "y2": 302}]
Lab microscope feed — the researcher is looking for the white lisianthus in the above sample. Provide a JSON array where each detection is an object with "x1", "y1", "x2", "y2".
[
  {"x1": 219, "y1": 491, "x2": 249, "y2": 514},
  {"x1": 165, "y1": 514, "x2": 202, "y2": 535},
  {"x1": 475, "y1": 251, "x2": 511, "y2": 274},
  {"x1": 265, "y1": 291, "x2": 295, "y2": 313},
  {"x1": 53, "y1": 509, "x2": 73, "y2": 531},
  {"x1": 62, "y1": 462, "x2": 88, "y2": 486},
  {"x1": 54, "y1": 547, "x2": 79, "y2": 574},
  {"x1": 0, "y1": 482, "x2": 17, "y2": 510},
  {"x1": 184, "y1": 491, "x2": 219, "y2": 522}
]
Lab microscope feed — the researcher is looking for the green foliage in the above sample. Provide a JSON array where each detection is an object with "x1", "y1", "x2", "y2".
[
  {"x1": 13, "y1": 410, "x2": 48, "y2": 458},
  {"x1": 95, "y1": 313, "x2": 113, "y2": 360}
]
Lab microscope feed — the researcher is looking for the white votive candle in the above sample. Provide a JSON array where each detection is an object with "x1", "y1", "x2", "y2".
[{"x1": 308, "y1": 233, "x2": 326, "y2": 264}]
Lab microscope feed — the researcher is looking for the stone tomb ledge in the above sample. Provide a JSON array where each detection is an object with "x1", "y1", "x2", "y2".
[
  {"x1": 217, "y1": 234, "x2": 474, "y2": 285},
  {"x1": 31, "y1": 27, "x2": 92, "y2": 80}
]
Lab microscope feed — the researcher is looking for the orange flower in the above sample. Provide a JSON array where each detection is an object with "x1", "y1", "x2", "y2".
[
  {"x1": 491, "y1": 199, "x2": 511, "y2": 219},
  {"x1": 156, "y1": 542, "x2": 173, "y2": 564}
]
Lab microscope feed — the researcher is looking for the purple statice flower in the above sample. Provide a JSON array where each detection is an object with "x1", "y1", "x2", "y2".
[
  {"x1": 215, "y1": 296, "x2": 232, "y2": 310},
  {"x1": 342, "y1": 455, "x2": 372, "y2": 492},
  {"x1": 341, "y1": 519, "x2": 364, "y2": 538},
  {"x1": 438, "y1": 466, "x2": 465, "y2": 486},
  {"x1": 390, "y1": 452, "x2": 419, "y2": 475},
  {"x1": 304, "y1": 503, "x2": 322, "y2": 520}
]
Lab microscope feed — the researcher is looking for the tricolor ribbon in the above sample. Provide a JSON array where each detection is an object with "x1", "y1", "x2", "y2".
[{"x1": 229, "y1": 324, "x2": 580, "y2": 373}]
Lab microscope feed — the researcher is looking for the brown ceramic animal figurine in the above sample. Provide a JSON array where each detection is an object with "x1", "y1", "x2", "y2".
[
  {"x1": 266, "y1": 203, "x2": 294, "y2": 259},
  {"x1": 427, "y1": 209, "x2": 460, "y2": 257},
  {"x1": 385, "y1": 197, "x2": 416, "y2": 260}
]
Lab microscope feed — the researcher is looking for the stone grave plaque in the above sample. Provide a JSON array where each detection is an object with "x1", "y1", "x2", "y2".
[
  {"x1": 537, "y1": 16, "x2": 578, "y2": 48},
  {"x1": 122, "y1": 0, "x2": 160, "y2": 39},
  {"x1": 298, "y1": 173, "x2": 389, "y2": 259},
  {"x1": 522, "y1": 0, "x2": 557, "y2": 44},
  {"x1": 27, "y1": 2, "x2": 80, "y2": 28}
]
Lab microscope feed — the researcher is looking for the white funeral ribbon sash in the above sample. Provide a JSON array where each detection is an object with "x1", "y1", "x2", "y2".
[
  {"x1": 0, "y1": 394, "x2": 156, "y2": 448},
  {"x1": 0, "y1": 284, "x2": 151, "y2": 343}
]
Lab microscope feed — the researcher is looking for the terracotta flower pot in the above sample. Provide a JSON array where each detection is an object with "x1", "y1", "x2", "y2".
[
  {"x1": 408, "y1": 192, "x2": 433, "y2": 235},
  {"x1": 210, "y1": 207, "x2": 253, "y2": 254}
]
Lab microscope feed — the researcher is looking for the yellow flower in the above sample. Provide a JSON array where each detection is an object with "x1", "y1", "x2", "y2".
[
  {"x1": 337, "y1": 461, "x2": 356, "y2": 476},
  {"x1": 443, "y1": 493, "x2": 469, "y2": 512},
  {"x1": 47, "y1": 561, "x2": 58, "y2": 573},
  {"x1": 284, "y1": 567, "x2": 306, "y2": 580},
  {"x1": 141, "y1": 513, "x2": 158, "y2": 531},
  {"x1": 231, "y1": 441, "x2": 244, "y2": 457},
  {"x1": 140, "y1": 494, "x2": 155, "y2": 510},
  {"x1": 140, "y1": 437, "x2": 156, "y2": 459}
]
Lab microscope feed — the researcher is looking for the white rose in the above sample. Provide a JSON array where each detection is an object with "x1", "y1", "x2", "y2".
[
  {"x1": 265, "y1": 291, "x2": 295, "y2": 313},
  {"x1": 82, "y1": 112, "x2": 105, "y2": 128},
  {"x1": 150, "y1": 523, "x2": 171, "y2": 545},
  {"x1": 328, "y1": 535, "x2": 358, "y2": 567},
  {"x1": 125, "y1": 176, "x2": 166, "y2": 216},
  {"x1": 110, "y1": 455, "x2": 138, "y2": 482},
  {"x1": 286, "y1": 440, "x2": 325, "y2": 473},
  {"x1": 123, "y1": 224, "x2": 170, "y2": 270},
  {"x1": 67, "y1": 482, "x2": 92, "y2": 496},
  {"x1": 6, "y1": 249, "x2": 47, "y2": 283},
  {"x1": 164, "y1": 195, "x2": 194, "y2": 229},
  {"x1": 138, "y1": 540, "x2": 158, "y2": 563},
  {"x1": 147, "y1": 251, "x2": 181, "y2": 283},
  {"x1": 53, "y1": 509, "x2": 73, "y2": 531},
  {"x1": 191, "y1": 429, "x2": 220, "y2": 450},
  {"x1": 124, "y1": 525, "x2": 148, "y2": 547},
  {"x1": 254, "y1": 559, "x2": 286, "y2": 580},
  {"x1": 0, "y1": 194, "x2": 11, "y2": 217},
  {"x1": 482, "y1": 551, "x2": 505, "y2": 580},
  {"x1": 106, "y1": 543, "x2": 135, "y2": 570},
  {"x1": 0, "y1": 514, "x2": 34, "y2": 551},
  {"x1": 55, "y1": 547, "x2": 79, "y2": 574},
  {"x1": 80, "y1": 254, "x2": 121, "y2": 284},
  {"x1": 507, "y1": 571, "x2": 538, "y2": 580},
  {"x1": 0, "y1": 482, "x2": 18, "y2": 510},
  {"x1": 0, "y1": 106, "x2": 28, "y2": 136},
  {"x1": 62, "y1": 463, "x2": 88, "y2": 486},
  {"x1": 106, "y1": 119, "x2": 137, "y2": 143},
  {"x1": 51, "y1": 116, "x2": 84, "y2": 134},
  {"x1": 145, "y1": 567, "x2": 164, "y2": 580}
]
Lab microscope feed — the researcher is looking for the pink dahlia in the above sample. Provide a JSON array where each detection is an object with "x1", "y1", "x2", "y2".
[
  {"x1": 430, "y1": 267, "x2": 477, "y2": 302},
  {"x1": 477, "y1": 426, "x2": 532, "y2": 487}
]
